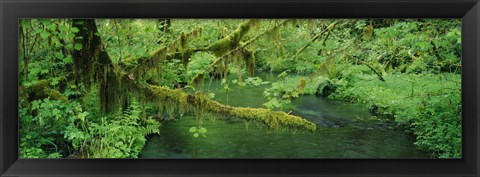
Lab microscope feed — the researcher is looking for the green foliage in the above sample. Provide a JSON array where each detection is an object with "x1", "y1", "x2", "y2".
[
  {"x1": 19, "y1": 98, "x2": 86, "y2": 158},
  {"x1": 187, "y1": 52, "x2": 217, "y2": 80},
  {"x1": 19, "y1": 18, "x2": 461, "y2": 158},
  {"x1": 65, "y1": 101, "x2": 160, "y2": 158},
  {"x1": 263, "y1": 75, "x2": 323, "y2": 110},
  {"x1": 20, "y1": 97, "x2": 160, "y2": 158},
  {"x1": 19, "y1": 19, "x2": 79, "y2": 84},
  {"x1": 189, "y1": 126, "x2": 208, "y2": 138},
  {"x1": 329, "y1": 72, "x2": 461, "y2": 158},
  {"x1": 254, "y1": 19, "x2": 461, "y2": 158},
  {"x1": 243, "y1": 77, "x2": 270, "y2": 87}
]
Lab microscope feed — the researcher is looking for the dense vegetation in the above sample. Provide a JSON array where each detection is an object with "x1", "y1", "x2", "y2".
[{"x1": 19, "y1": 19, "x2": 461, "y2": 158}]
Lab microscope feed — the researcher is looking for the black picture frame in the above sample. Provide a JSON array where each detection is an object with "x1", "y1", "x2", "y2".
[{"x1": 1, "y1": 0, "x2": 479, "y2": 176}]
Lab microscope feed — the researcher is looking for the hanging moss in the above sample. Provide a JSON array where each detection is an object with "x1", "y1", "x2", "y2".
[
  {"x1": 266, "y1": 24, "x2": 280, "y2": 42},
  {"x1": 290, "y1": 19, "x2": 298, "y2": 27},
  {"x1": 150, "y1": 47, "x2": 167, "y2": 64},
  {"x1": 296, "y1": 79, "x2": 307, "y2": 94},
  {"x1": 96, "y1": 50, "x2": 125, "y2": 113},
  {"x1": 363, "y1": 25, "x2": 374, "y2": 41},
  {"x1": 263, "y1": 21, "x2": 285, "y2": 55},
  {"x1": 156, "y1": 100, "x2": 164, "y2": 117},
  {"x1": 177, "y1": 90, "x2": 189, "y2": 115},
  {"x1": 120, "y1": 28, "x2": 201, "y2": 76},
  {"x1": 236, "y1": 52, "x2": 243, "y2": 82},
  {"x1": 242, "y1": 48, "x2": 256, "y2": 77},
  {"x1": 307, "y1": 19, "x2": 315, "y2": 30},
  {"x1": 189, "y1": 20, "x2": 290, "y2": 88},
  {"x1": 179, "y1": 32, "x2": 187, "y2": 50},
  {"x1": 190, "y1": 73, "x2": 205, "y2": 90}
]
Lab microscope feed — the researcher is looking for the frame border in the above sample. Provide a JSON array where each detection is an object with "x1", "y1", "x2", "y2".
[{"x1": 1, "y1": 0, "x2": 479, "y2": 176}]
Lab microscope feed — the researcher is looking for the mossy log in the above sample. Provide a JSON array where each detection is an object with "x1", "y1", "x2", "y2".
[
  {"x1": 142, "y1": 84, "x2": 316, "y2": 132},
  {"x1": 19, "y1": 79, "x2": 68, "y2": 102}
]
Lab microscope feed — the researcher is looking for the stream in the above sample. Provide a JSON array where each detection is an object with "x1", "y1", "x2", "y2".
[{"x1": 139, "y1": 72, "x2": 428, "y2": 158}]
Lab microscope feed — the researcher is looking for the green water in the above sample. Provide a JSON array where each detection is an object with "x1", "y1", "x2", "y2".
[{"x1": 139, "y1": 73, "x2": 428, "y2": 158}]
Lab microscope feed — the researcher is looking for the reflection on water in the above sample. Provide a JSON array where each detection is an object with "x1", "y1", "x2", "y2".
[{"x1": 140, "y1": 73, "x2": 428, "y2": 158}]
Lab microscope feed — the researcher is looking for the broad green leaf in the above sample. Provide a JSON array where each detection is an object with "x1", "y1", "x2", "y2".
[{"x1": 74, "y1": 43, "x2": 83, "y2": 51}]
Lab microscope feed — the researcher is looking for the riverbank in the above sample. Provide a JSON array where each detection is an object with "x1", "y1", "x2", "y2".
[
  {"x1": 248, "y1": 66, "x2": 461, "y2": 158},
  {"x1": 327, "y1": 66, "x2": 461, "y2": 158}
]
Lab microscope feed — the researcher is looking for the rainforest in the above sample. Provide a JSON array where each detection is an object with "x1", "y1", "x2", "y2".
[{"x1": 19, "y1": 19, "x2": 461, "y2": 158}]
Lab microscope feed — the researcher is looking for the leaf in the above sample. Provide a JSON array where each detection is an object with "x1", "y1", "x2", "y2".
[
  {"x1": 208, "y1": 93, "x2": 215, "y2": 99},
  {"x1": 54, "y1": 51, "x2": 64, "y2": 60},
  {"x1": 78, "y1": 112, "x2": 89, "y2": 122},
  {"x1": 40, "y1": 31, "x2": 50, "y2": 38},
  {"x1": 189, "y1": 127, "x2": 197, "y2": 133},
  {"x1": 59, "y1": 25, "x2": 68, "y2": 32},
  {"x1": 199, "y1": 127, "x2": 207, "y2": 133},
  {"x1": 32, "y1": 100, "x2": 41, "y2": 110},
  {"x1": 74, "y1": 43, "x2": 83, "y2": 51},
  {"x1": 65, "y1": 44, "x2": 74, "y2": 50},
  {"x1": 63, "y1": 56, "x2": 73, "y2": 64},
  {"x1": 50, "y1": 77, "x2": 59, "y2": 86},
  {"x1": 193, "y1": 133, "x2": 199, "y2": 138},
  {"x1": 278, "y1": 71, "x2": 288, "y2": 78},
  {"x1": 71, "y1": 27, "x2": 80, "y2": 33},
  {"x1": 52, "y1": 109, "x2": 61, "y2": 120}
]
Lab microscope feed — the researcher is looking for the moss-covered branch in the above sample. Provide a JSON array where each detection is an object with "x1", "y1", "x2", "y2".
[
  {"x1": 139, "y1": 83, "x2": 316, "y2": 132},
  {"x1": 119, "y1": 28, "x2": 203, "y2": 74},
  {"x1": 292, "y1": 22, "x2": 336, "y2": 59},
  {"x1": 120, "y1": 20, "x2": 258, "y2": 77},
  {"x1": 206, "y1": 20, "x2": 259, "y2": 55},
  {"x1": 189, "y1": 20, "x2": 289, "y2": 86}
]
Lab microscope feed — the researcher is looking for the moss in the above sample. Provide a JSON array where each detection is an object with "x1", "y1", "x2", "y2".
[
  {"x1": 179, "y1": 32, "x2": 187, "y2": 50},
  {"x1": 121, "y1": 28, "x2": 201, "y2": 77},
  {"x1": 72, "y1": 19, "x2": 102, "y2": 95},
  {"x1": 267, "y1": 25, "x2": 281, "y2": 42},
  {"x1": 290, "y1": 19, "x2": 298, "y2": 27},
  {"x1": 96, "y1": 50, "x2": 126, "y2": 113},
  {"x1": 297, "y1": 79, "x2": 307, "y2": 94},
  {"x1": 236, "y1": 54, "x2": 243, "y2": 82},
  {"x1": 190, "y1": 73, "x2": 205, "y2": 89},
  {"x1": 241, "y1": 49, "x2": 255, "y2": 77},
  {"x1": 149, "y1": 47, "x2": 167, "y2": 64},
  {"x1": 22, "y1": 79, "x2": 68, "y2": 102},
  {"x1": 230, "y1": 107, "x2": 316, "y2": 132},
  {"x1": 208, "y1": 20, "x2": 254, "y2": 55},
  {"x1": 307, "y1": 19, "x2": 315, "y2": 30},
  {"x1": 156, "y1": 100, "x2": 164, "y2": 117},
  {"x1": 363, "y1": 25, "x2": 374, "y2": 41}
]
